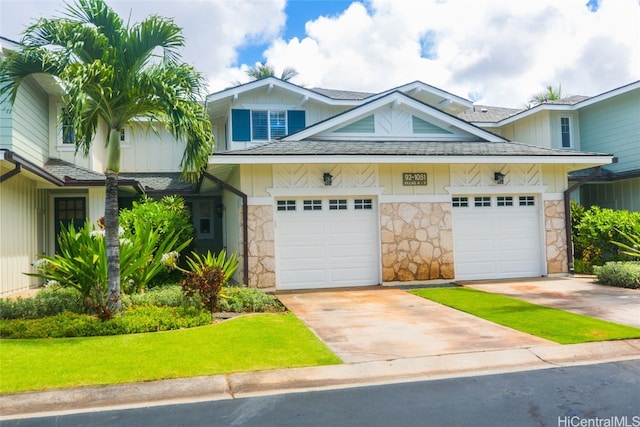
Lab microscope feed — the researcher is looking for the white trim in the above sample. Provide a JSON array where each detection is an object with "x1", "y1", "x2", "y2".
[
  {"x1": 379, "y1": 194, "x2": 451, "y2": 203},
  {"x1": 247, "y1": 196, "x2": 273, "y2": 205},
  {"x1": 210, "y1": 154, "x2": 613, "y2": 166},
  {"x1": 266, "y1": 186, "x2": 385, "y2": 197},
  {"x1": 445, "y1": 185, "x2": 548, "y2": 195},
  {"x1": 542, "y1": 193, "x2": 564, "y2": 201},
  {"x1": 241, "y1": 103, "x2": 296, "y2": 110}
]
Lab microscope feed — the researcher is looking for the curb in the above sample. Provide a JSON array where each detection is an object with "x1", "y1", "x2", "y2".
[{"x1": 2, "y1": 339, "x2": 639, "y2": 420}]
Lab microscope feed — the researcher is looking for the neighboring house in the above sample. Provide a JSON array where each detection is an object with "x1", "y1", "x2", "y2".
[
  {"x1": 0, "y1": 36, "x2": 224, "y2": 295},
  {"x1": 205, "y1": 77, "x2": 612, "y2": 290},
  {"x1": 460, "y1": 81, "x2": 640, "y2": 211}
]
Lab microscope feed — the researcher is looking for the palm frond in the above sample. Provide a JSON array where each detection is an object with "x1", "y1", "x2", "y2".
[
  {"x1": 0, "y1": 47, "x2": 66, "y2": 105},
  {"x1": 127, "y1": 15, "x2": 185, "y2": 69}
]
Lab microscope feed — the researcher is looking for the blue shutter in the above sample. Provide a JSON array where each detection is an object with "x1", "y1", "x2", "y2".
[
  {"x1": 287, "y1": 110, "x2": 306, "y2": 134},
  {"x1": 232, "y1": 109, "x2": 251, "y2": 141}
]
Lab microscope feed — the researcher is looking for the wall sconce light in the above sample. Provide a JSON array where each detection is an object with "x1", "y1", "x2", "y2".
[
  {"x1": 494, "y1": 172, "x2": 506, "y2": 185},
  {"x1": 323, "y1": 172, "x2": 333, "y2": 186},
  {"x1": 216, "y1": 203, "x2": 224, "y2": 218}
]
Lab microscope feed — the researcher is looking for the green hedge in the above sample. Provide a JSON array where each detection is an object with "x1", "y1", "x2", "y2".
[
  {"x1": 0, "y1": 306, "x2": 211, "y2": 339},
  {"x1": 0, "y1": 286, "x2": 85, "y2": 319},
  {"x1": 571, "y1": 202, "x2": 640, "y2": 273},
  {"x1": 593, "y1": 262, "x2": 640, "y2": 289}
]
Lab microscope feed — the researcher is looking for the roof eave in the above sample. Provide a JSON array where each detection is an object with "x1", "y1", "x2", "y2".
[{"x1": 209, "y1": 154, "x2": 614, "y2": 166}]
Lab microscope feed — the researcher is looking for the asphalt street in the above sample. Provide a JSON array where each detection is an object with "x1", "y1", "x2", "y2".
[{"x1": 5, "y1": 360, "x2": 640, "y2": 427}]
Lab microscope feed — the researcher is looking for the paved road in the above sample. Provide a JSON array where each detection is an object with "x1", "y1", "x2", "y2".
[{"x1": 6, "y1": 360, "x2": 639, "y2": 427}]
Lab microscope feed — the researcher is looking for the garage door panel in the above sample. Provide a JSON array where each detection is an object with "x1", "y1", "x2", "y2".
[
  {"x1": 276, "y1": 198, "x2": 378, "y2": 290},
  {"x1": 280, "y1": 270, "x2": 326, "y2": 287},
  {"x1": 279, "y1": 246, "x2": 325, "y2": 261},
  {"x1": 279, "y1": 221, "x2": 326, "y2": 237},
  {"x1": 453, "y1": 195, "x2": 542, "y2": 281}
]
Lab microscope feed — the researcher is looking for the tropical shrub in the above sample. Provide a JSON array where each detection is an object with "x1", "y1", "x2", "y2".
[
  {"x1": 593, "y1": 262, "x2": 640, "y2": 289},
  {"x1": 571, "y1": 205, "x2": 640, "y2": 273},
  {"x1": 119, "y1": 196, "x2": 195, "y2": 286},
  {"x1": 180, "y1": 250, "x2": 238, "y2": 315},
  {"x1": 217, "y1": 287, "x2": 284, "y2": 313},
  {"x1": 0, "y1": 306, "x2": 211, "y2": 339},
  {"x1": 0, "y1": 286, "x2": 84, "y2": 319},
  {"x1": 29, "y1": 221, "x2": 188, "y2": 318},
  {"x1": 122, "y1": 284, "x2": 199, "y2": 309},
  {"x1": 611, "y1": 222, "x2": 640, "y2": 259}
]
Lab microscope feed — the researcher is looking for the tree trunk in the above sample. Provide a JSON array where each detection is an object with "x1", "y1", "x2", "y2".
[{"x1": 105, "y1": 129, "x2": 121, "y2": 315}]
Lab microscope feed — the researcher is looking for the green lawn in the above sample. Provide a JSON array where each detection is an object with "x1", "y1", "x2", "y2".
[
  {"x1": 411, "y1": 287, "x2": 640, "y2": 344},
  {"x1": 0, "y1": 313, "x2": 341, "y2": 394}
]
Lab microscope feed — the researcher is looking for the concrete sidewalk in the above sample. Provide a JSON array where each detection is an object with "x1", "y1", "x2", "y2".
[{"x1": 2, "y1": 339, "x2": 640, "y2": 420}]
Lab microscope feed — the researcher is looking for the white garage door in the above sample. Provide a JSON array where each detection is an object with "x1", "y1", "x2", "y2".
[
  {"x1": 452, "y1": 195, "x2": 543, "y2": 280},
  {"x1": 275, "y1": 197, "x2": 379, "y2": 290}
]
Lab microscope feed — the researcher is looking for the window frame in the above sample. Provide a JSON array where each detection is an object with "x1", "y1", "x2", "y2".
[
  {"x1": 251, "y1": 109, "x2": 288, "y2": 141},
  {"x1": 560, "y1": 116, "x2": 573, "y2": 149}
]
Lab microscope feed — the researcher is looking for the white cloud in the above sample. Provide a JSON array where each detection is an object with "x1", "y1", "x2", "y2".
[
  {"x1": 1, "y1": 0, "x2": 638, "y2": 106},
  {"x1": 244, "y1": 0, "x2": 640, "y2": 106}
]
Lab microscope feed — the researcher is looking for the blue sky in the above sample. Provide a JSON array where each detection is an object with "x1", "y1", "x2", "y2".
[
  {"x1": 1, "y1": 0, "x2": 637, "y2": 107},
  {"x1": 236, "y1": 1, "x2": 354, "y2": 67}
]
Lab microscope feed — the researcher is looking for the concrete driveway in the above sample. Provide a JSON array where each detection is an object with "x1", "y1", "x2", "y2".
[
  {"x1": 277, "y1": 287, "x2": 552, "y2": 363},
  {"x1": 460, "y1": 276, "x2": 640, "y2": 328}
]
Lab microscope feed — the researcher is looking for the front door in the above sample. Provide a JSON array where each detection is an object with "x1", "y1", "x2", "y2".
[{"x1": 54, "y1": 197, "x2": 86, "y2": 253}]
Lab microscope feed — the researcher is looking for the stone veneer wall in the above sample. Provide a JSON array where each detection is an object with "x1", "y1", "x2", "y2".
[
  {"x1": 247, "y1": 205, "x2": 275, "y2": 288},
  {"x1": 380, "y1": 202, "x2": 454, "y2": 281},
  {"x1": 544, "y1": 200, "x2": 568, "y2": 274}
]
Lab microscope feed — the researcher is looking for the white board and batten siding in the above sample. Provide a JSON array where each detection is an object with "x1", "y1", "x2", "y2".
[{"x1": 275, "y1": 197, "x2": 379, "y2": 290}]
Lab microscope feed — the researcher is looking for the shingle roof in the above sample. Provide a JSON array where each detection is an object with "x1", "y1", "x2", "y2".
[
  {"x1": 458, "y1": 95, "x2": 592, "y2": 123},
  {"x1": 43, "y1": 159, "x2": 106, "y2": 182},
  {"x1": 308, "y1": 87, "x2": 375, "y2": 100},
  {"x1": 119, "y1": 172, "x2": 195, "y2": 193},
  {"x1": 43, "y1": 159, "x2": 189, "y2": 192},
  {"x1": 215, "y1": 140, "x2": 608, "y2": 157},
  {"x1": 457, "y1": 105, "x2": 523, "y2": 122}
]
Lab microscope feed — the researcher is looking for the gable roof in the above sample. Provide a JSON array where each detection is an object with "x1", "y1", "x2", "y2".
[
  {"x1": 205, "y1": 77, "x2": 473, "y2": 120},
  {"x1": 462, "y1": 80, "x2": 640, "y2": 126},
  {"x1": 283, "y1": 90, "x2": 506, "y2": 143}
]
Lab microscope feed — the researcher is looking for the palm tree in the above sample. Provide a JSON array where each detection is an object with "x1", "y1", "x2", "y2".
[
  {"x1": 0, "y1": 0, "x2": 214, "y2": 315},
  {"x1": 245, "y1": 62, "x2": 299, "y2": 81},
  {"x1": 529, "y1": 84, "x2": 563, "y2": 105}
]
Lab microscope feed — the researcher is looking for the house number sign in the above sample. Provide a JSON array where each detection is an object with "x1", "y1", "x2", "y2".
[{"x1": 403, "y1": 172, "x2": 428, "y2": 186}]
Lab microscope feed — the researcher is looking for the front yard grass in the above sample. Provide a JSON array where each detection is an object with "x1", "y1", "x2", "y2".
[
  {"x1": 0, "y1": 313, "x2": 341, "y2": 394},
  {"x1": 411, "y1": 287, "x2": 640, "y2": 344}
]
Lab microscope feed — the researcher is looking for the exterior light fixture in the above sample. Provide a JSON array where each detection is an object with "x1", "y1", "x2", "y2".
[
  {"x1": 494, "y1": 172, "x2": 505, "y2": 184},
  {"x1": 323, "y1": 172, "x2": 333, "y2": 186}
]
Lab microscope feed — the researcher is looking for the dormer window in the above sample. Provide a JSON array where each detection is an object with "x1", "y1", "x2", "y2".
[
  {"x1": 231, "y1": 109, "x2": 305, "y2": 142},
  {"x1": 252, "y1": 110, "x2": 286, "y2": 140},
  {"x1": 560, "y1": 117, "x2": 572, "y2": 148}
]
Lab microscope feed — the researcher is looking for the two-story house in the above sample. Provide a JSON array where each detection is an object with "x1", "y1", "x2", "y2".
[
  {"x1": 2, "y1": 34, "x2": 622, "y2": 295},
  {"x1": 205, "y1": 78, "x2": 612, "y2": 290},
  {"x1": 460, "y1": 81, "x2": 640, "y2": 212}
]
